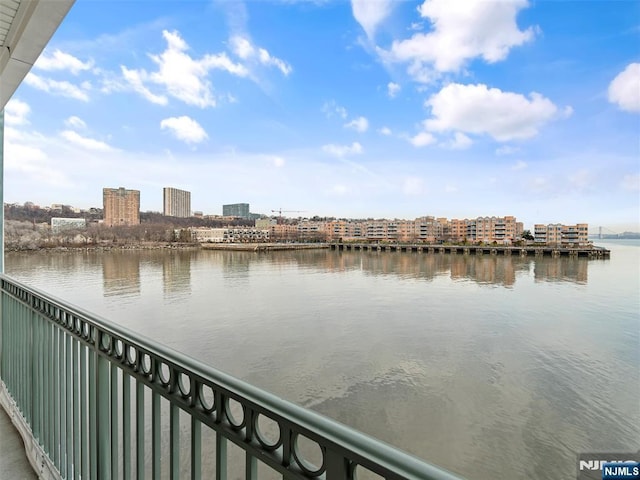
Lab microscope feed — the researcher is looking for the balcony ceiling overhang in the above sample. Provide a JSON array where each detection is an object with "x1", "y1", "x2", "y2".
[{"x1": 0, "y1": 0, "x2": 75, "y2": 110}]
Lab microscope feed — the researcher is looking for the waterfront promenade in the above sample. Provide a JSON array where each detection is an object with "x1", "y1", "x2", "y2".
[
  {"x1": 190, "y1": 241, "x2": 610, "y2": 258},
  {"x1": 0, "y1": 400, "x2": 36, "y2": 478}
]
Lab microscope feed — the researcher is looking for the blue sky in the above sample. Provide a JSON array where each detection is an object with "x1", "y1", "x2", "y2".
[{"x1": 4, "y1": 0, "x2": 639, "y2": 232}]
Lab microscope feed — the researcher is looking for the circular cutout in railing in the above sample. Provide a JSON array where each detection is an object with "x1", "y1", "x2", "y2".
[
  {"x1": 199, "y1": 383, "x2": 216, "y2": 413},
  {"x1": 81, "y1": 321, "x2": 90, "y2": 340},
  {"x1": 126, "y1": 345, "x2": 137, "y2": 366},
  {"x1": 292, "y1": 433, "x2": 325, "y2": 477},
  {"x1": 225, "y1": 397, "x2": 246, "y2": 429},
  {"x1": 140, "y1": 353, "x2": 152, "y2": 375},
  {"x1": 114, "y1": 339, "x2": 124, "y2": 359},
  {"x1": 158, "y1": 362, "x2": 171, "y2": 386},
  {"x1": 255, "y1": 413, "x2": 282, "y2": 450},
  {"x1": 177, "y1": 372, "x2": 191, "y2": 397},
  {"x1": 100, "y1": 332, "x2": 111, "y2": 352}
]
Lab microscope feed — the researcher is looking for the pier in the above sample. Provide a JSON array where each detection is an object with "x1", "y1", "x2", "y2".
[
  {"x1": 330, "y1": 243, "x2": 610, "y2": 258},
  {"x1": 201, "y1": 242, "x2": 330, "y2": 252}
]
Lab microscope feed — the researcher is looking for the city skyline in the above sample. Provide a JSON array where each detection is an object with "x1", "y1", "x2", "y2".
[{"x1": 3, "y1": 1, "x2": 639, "y2": 232}]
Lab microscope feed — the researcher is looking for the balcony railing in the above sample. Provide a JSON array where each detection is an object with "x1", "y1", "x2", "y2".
[{"x1": 0, "y1": 274, "x2": 462, "y2": 480}]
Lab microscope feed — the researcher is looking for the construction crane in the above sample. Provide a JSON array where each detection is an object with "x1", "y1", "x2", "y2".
[{"x1": 271, "y1": 209, "x2": 306, "y2": 224}]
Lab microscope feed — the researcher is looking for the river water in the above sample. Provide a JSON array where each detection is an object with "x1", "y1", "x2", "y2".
[{"x1": 5, "y1": 240, "x2": 639, "y2": 479}]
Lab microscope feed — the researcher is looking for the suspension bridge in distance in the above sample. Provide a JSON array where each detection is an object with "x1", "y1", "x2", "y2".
[{"x1": 591, "y1": 227, "x2": 640, "y2": 239}]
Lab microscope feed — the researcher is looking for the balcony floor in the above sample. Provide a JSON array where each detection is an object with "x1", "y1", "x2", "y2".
[{"x1": 0, "y1": 405, "x2": 36, "y2": 479}]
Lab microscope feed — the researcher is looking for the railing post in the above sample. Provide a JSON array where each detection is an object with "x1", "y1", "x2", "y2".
[
  {"x1": 136, "y1": 380, "x2": 145, "y2": 480},
  {"x1": 170, "y1": 403, "x2": 180, "y2": 480},
  {"x1": 191, "y1": 416, "x2": 201, "y2": 480},
  {"x1": 324, "y1": 449, "x2": 350, "y2": 480},
  {"x1": 111, "y1": 362, "x2": 119, "y2": 478},
  {"x1": 152, "y1": 390, "x2": 161, "y2": 478},
  {"x1": 97, "y1": 348, "x2": 111, "y2": 479},
  {"x1": 123, "y1": 372, "x2": 131, "y2": 480}
]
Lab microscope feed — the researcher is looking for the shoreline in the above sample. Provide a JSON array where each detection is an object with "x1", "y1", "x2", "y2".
[
  {"x1": 5, "y1": 241, "x2": 613, "y2": 255},
  {"x1": 5, "y1": 242, "x2": 200, "y2": 253}
]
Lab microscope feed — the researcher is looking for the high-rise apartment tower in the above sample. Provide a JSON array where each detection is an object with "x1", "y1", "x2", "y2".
[
  {"x1": 163, "y1": 187, "x2": 191, "y2": 218},
  {"x1": 103, "y1": 187, "x2": 140, "y2": 226}
]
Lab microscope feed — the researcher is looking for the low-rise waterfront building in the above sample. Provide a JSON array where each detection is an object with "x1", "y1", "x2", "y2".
[
  {"x1": 297, "y1": 220, "x2": 328, "y2": 241},
  {"x1": 534, "y1": 223, "x2": 589, "y2": 246},
  {"x1": 255, "y1": 218, "x2": 277, "y2": 229},
  {"x1": 448, "y1": 216, "x2": 523, "y2": 244},
  {"x1": 270, "y1": 224, "x2": 298, "y2": 242},
  {"x1": 190, "y1": 227, "x2": 270, "y2": 243},
  {"x1": 51, "y1": 217, "x2": 86, "y2": 233}
]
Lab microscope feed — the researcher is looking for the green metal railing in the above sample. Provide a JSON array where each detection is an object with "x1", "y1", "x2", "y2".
[{"x1": 0, "y1": 274, "x2": 462, "y2": 480}]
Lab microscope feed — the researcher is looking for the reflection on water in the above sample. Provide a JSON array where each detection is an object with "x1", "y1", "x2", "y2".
[
  {"x1": 5, "y1": 243, "x2": 639, "y2": 480},
  {"x1": 212, "y1": 249, "x2": 587, "y2": 287},
  {"x1": 103, "y1": 252, "x2": 141, "y2": 296},
  {"x1": 162, "y1": 250, "x2": 192, "y2": 299},
  {"x1": 534, "y1": 257, "x2": 588, "y2": 284}
]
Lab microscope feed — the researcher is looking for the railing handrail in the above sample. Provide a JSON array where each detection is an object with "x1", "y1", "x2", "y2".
[{"x1": 0, "y1": 273, "x2": 462, "y2": 480}]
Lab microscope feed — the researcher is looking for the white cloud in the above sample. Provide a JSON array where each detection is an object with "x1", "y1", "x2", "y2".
[
  {"x1": 322, "y1": 100, "x2": 348, "y2": 119},
  {"x1": 496, "y1": 145, "x2": 520, "y2": 156},
  {"x1": 34, "y1": 49, "x2": 93, "y2": 75},
  {"x1": 387, "y1": 82, "x2": 401, "y2": 98},
  {"x1": 24, "y1": 73, "x2": 90, "y2": 101},
  {"x1": 409, "y1": 131, "x2": 436, "y2": 147},
  {"x1": 258, "y1": 47, "x2": 292, "y2": 76},
  {"x1": 5, "y1": 141, "x2": 71, "y2": 187},
  {"x1": 351, "y1": 0, "x2": 394, "y2": 40},
  {"x1": 447, "y1": 132, "x2": 472, "y2": 150},
  {"x1": 64, "y1": 116, "x2": 87, "y2": 130},
  {"x1": 60, "y1": 130, "x2": 114, "y2": 152},
  {"x1": 444, "y1": 184, "x2": 458, "y2": 193},
  {"x1": 621, "y1": 173, "x2": 640, "y2": 191},
  {"x1": 511, "y1": 160, "x2": 528, "y2": 171},
  {"x1": 608, "y1": 63, "x2": 640, "y2": 113},
  {"x1": 229, "y1": 36, "x2": 292, "y2": 76},
  {"x1": 378, "y1": 126, "x2": 392, "y2": 135},
  {"x1": 424, "y1": 83, "x2": 561, "y2": 141},
  {"x1": 322, "y1": 142, "x2": 363, "y2": 157},
  {"x1": 344, "y1": 116, "x2": 369, "y2": 132},
  {"x1": 230, "y1": 36, "x2": 254, "y2": 60},
  {"x1": 4, "y1": 99, "x2": 30, "y2": 126},
  {"x1": 160, "y1": 116, "x2": 208, "y2": 144},
  {"x1": 122, "y1": 30, "x2": 249, "y2": 108},
  {"x1": 121, "y1": 66, "x2": 168, "y2": 105},
  {"x1": 383, "y1": 0, "x2": 536, "y2": 81}
]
